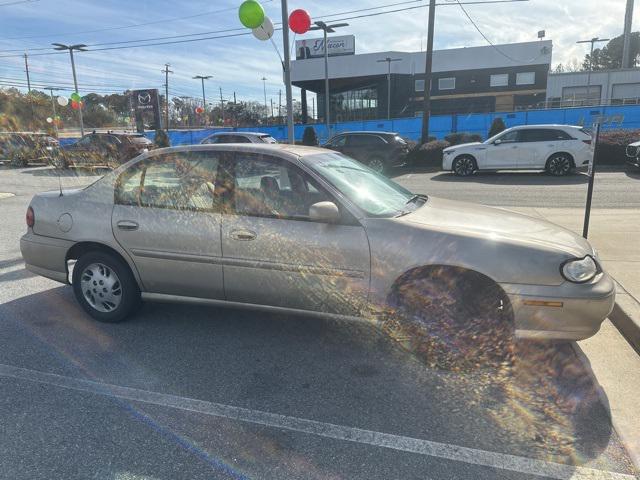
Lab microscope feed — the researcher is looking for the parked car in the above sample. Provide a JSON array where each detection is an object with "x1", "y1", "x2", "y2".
[
  {"x1": 322, "y1": 131, "x2": 409, "y2": 173},
  {"x1": 0, "y1": 132, "x2": 60, "y2": 167},
  {"x1": 60, "y1": 132, "x2": 153, "y2": 168},
  {"x1": 200, "y1": 131, "x2": 278, "y2": 144},
  {"x1": 625, "y1": 139, "x2": 640, "y2": 169},
  {"x1": 443, "y1": 125, "x2": 593, "y2": 176},
  {"x1": 21, "y1": 144, "x2": 614, "y2": 366}
]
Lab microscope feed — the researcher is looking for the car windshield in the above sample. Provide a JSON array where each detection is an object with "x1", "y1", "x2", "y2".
[
  {"x1": 260, "y1": 135, "x2": 278, "y2": 143},
  {"x1": 304, "y1": 152, "x2": 415, "y2": 217}
]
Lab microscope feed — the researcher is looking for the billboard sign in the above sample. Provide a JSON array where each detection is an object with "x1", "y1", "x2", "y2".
[
  {"x1": 131, "y1": 88, "x2": 162, "y2": 132},
  {"x1": 295, "y1": 35, "x2": 355, "y2": 60}
]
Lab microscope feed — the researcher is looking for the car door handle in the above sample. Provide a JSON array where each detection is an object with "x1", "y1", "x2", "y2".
[
  {"x1": 230, "y1": 229, "x2": 256, "y2": 241},
  {"x1": 117, "y1": 220, "x2": 139, "y2": 231}
]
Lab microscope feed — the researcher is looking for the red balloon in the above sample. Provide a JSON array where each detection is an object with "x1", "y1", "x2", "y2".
[
  {"x1": 195, "y1": 106, "x2": 204, "y2": 114},
  {"x1": 71, "y1": 100, "x2": 79, "y2": 110},
  {"x1": 289, "y1": 9, "x2": 311, "y2": 34}
]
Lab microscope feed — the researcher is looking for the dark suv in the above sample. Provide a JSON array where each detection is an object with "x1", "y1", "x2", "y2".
[
  {"x1": 322, "y1": 131, "x2": 409, "y2": 173},
  {"x1": 61, "y1": 132, "x2": 153, "y2": 168}
]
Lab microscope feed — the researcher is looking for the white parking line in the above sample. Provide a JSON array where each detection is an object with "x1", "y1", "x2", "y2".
[{"x1": 0, "y1": 362, "x2": 634, "y2": 480}]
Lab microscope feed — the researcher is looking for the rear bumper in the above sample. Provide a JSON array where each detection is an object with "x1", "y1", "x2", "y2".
[
  {"x1": 20, "y1": 232, "x2": 73, "y2": 284},
  {"x1": 503, "y1": 273, "x2": 616, "y2": 341}
]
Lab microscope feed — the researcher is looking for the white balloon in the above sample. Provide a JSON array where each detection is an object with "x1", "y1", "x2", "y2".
[
  {"x1": 46, "y1": 117, "x2": 53, "y2": 123},
  {"x1": 252, "y1": 16, "x2": 274, "y2": 41},
  {"x1": 57, "y1": 96, "x2": 69, "y2": 106}
]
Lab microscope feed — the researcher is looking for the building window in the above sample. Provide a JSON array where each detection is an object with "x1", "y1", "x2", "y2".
[
  {"x1": 561, "y1": 85, "x2": 601, "y2": 106},
  {"x1": 611, "y1": 83, "x2": 640, "y2": 104},
  {"x1": 516, "y1": 72, "x2": 535, "y2": 85},
  {"x1": 438, "y1": 77, "x2": 455, "y2": 90},
  {"x1": 490, "y1": 73, "x2": 509, "y2": 87},
  {"x1": 415, "y1": 79, "x2": 425, "y2": 92}
]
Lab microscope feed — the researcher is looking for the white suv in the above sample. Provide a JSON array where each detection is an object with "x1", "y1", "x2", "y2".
[{"x1": 443, "y1": 125, "x2": 592, "y2": 176}]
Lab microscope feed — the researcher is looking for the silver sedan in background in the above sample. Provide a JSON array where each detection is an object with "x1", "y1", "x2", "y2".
[{"x1": 20, "y1": 144, "x2": 615, "y2": 366}]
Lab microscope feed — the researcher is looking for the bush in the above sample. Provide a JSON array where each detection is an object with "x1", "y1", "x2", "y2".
[
  {"x1": 488, "y1": 117, "x2": 506, "y2": 138},
  {"x1": 302, "y1": 126, "x2": 319, "y2": 146},
  {"x1": 154, "y1": 129, "x2": 171, "y2": 148},
  {"x1": 406, "y1": 140, "x2": 451, "y2": 168},
  {"x1": 595, "y1": 129, "x2": 640, "y2": 165},
  {"x1": 444, "y1": 132, "x2": 482, "y2": 145}
]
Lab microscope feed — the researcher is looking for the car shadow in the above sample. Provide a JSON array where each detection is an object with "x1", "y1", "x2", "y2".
[
  {"x1": 0, "y1": 284, "x2": 624, "y2": 476},
  {"x1": 624, "y1": 167, "x2": 640, "y2": 180},
  {"x1": 430, "y1": 171, "x2": 590, "y2": 185},
  {"x1": 20, "y1": 166, "x2": 109, "y2": 178}
]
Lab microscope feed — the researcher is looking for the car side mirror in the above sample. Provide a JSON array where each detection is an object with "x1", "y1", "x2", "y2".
[
  {"x1": 309, "y1": 201, "x2": 340, "y2": 223},
  {"x1": 494, "y1": 139, "x2": 502, "y2": 145}
]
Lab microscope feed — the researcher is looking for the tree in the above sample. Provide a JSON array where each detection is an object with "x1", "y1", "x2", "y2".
[
  {"x1": 582, "y1": 32, "x2": 640, "y2": 71},
  {"x1": 488, "y1": 117, "x2": 506, "y2": 138},
  {"x1": 553, "y1": 58, "x2": 583, "y2": 73},
  {"x1": 302, "y1": 126, "x2": 318, "y2": 146}
]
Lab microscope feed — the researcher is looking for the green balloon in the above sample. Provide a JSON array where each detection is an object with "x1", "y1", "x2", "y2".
[
  {"x1": 239, "y1": 0, "x2": 265, "y2": 29},
  {"x1": 70, "y1": 92, "x2": 81, "y2": 101}
]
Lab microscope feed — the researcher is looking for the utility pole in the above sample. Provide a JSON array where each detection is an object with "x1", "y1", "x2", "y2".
[
  {"x1": 377, "y1": 56, "x2": 402, "y2": 120},
  {"x1": 622, "y1": 0, "x2": 635, "y2": 68},
  {"x1": 219, "y1": 87, "x2": 226, "y2": 125},
  {"x1": 280, "y1": 0, "x2": 295, "y2": 143},
  {"x1": 261, "y1": 76, "x2": 268, "y2": 124},
  {"x1": 278, "y1": 89, "x2": 282, "y2": 123},
  {"x1": 577, "y1": 38, "x2": 610, "y2": 105},
  {"x1": 163, "y1": 64, "x2": 174, "y2": 131},
  {"x1": 310, "y1": 21, "x2": 349, "y2": 138},
  {"x1": 420, "y1": 0, "x2": 436, "y2": 144},
  {"x1": 233, "y1": 91, "x2": 237, "y2": 128},
  {"x1": 52, "y1": 43, "x2": 87, "y2": 136},
  {"x1": 23, "y1": 53, "x2": 31, "y2": 92},
  {"x1": 270, "y1": 98, "x2": 274, "y2": 122}
]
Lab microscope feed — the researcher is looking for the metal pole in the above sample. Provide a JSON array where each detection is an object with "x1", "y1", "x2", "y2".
[
  {"x1": 583, "y1": 123, "x2": 601, "y2": 238},
  {"x1": 420, "y1": 0, "x2": 437, "y2": 143},
  {"x1": 280, "y1": 0, "x2": 295, "y2": 144},
  {"x1": 622, "y1": 0, "x2": 635, "y2": 68},
  {"x1": 69, "y1": 49, "x2": 84, "y2": 136},
  {"x1": 262, "y1": 77, "x2": 268, "y2": 124},
  {"x1": 323, "y1": 28, "x2": 330, "y2": 135},
  {"x1": 201, "y1": 78, "x2": 207, "y2": 109},
  {"x1": 587, "y1": 41, "x2": 594, "y2": 105},
  {"x1": 387, "y1": 62, "x2": 391, "y2": 120},
  {"x1": 164, "y1": 64, "x2": 172, "y2": 131},
  {"x1": 24, "y1": 53, "x2": 31, "y2": 92},
  {"x1": 48, "y1": 88, "x2": 59, "y2": 138},
  {"x1": 220, "y1": 87, "x2": 225, "y2": 125}
]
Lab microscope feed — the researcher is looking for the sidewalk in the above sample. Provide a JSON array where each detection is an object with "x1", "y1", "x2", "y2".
[{"x1": 514, "y1": 207, "x2": 640, "y2": 471}]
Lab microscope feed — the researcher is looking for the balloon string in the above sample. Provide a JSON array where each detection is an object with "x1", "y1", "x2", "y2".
[
  {"x1": 269, "y1": 35, "x2": 284, "y2": 69},
  {"x1": 290, "y1": 32, "x2": 297, "y2": 58}
]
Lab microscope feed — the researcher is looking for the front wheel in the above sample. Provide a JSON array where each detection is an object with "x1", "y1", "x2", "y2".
[
  {"x1": 452, "y1": 155, "x2": 477, "y2": 176},
  {"x1": 367, "y1": 156, "x2": 386, "y2": 174},
  {"x1": 72, "y1": 251, "x2": 140, "y2": 323},
  {"x1": 546, "y1": 153, "x2": 574, "y2": 176}
]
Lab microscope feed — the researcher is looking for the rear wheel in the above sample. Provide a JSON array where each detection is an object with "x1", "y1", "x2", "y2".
[
  {"x1": 546, "y1": 153, "x2": 574, "y2": 176},
  {"x1": 452, "y1": 155, "x2": 477, "y2": 176},
  {"x1": 384, "y1": 268, "x2": 514, "y2": 370},
  {"x1": 72, "y1": 251, "x2": 140, "y2": 323}
]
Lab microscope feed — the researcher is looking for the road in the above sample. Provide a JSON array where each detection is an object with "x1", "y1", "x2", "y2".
[{"x1": 0, "y1": 165, "x2": 638, "y2": 479}]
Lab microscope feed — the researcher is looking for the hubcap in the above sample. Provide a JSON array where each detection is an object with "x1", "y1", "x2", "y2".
[
  {"x1": 368, "y1": 158, "x2": 384, "y2": 173},
  {"x1": 80, "y1": 263, "x2": 122, "y2": 313},
  {"x1": 549, "y1": 156, "x2": 570, "y2": 175},
  {"x1": 454, "y1": 157, "x2": 474, "y2": 176}
]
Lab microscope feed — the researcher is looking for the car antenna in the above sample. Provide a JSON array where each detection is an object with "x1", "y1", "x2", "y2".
[{"x1": 57, "y1": 166, "x2": 63, "y2": 197}]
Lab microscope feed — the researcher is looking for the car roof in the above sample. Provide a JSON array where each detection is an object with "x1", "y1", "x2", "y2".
[
  {"x1": 509, "y1": 124, "x2": 584, "y2": 130},
  {"x1": 331, "y1": 131, "x2": 398, "y2": 136},
  {"x1": 147, "y1": 143, "x2": 327, "y2": 160},
  {"x1": 209, "y1": 131, "x2": 271, "y2": 137}
]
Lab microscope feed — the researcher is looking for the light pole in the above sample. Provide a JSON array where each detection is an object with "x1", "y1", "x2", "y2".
[
  {"x1": 52, "y1": 43, "x2": 87, "y2": 136},
  {"x1": 310, "y1": 21, "x2": 348, "y2": 137},
  {"x1": 280, "y1": 0, "x2": 295, "y2": 143},
  {"x1": 577, "y1": 37, "x2": 610, "y2": 105},
  {"x1": 45, "y1": 87, "x2": 61, "y2": 138},
  {"x1": 377, "y1": 57, "x2": 402, "y2": 120},
  {"x1": 193, "y1": 74, "x2": 212, "y2": 111},
  {"x1": 261, "y1": 76, "x2": 268, "y2": 124}
]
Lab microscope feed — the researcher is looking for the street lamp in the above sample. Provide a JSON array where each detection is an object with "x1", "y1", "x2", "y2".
[
  {"x1": 377, "y1": 57, "x2": 402, "y2": 120},
  {"x1": 261, "y1": 76, "x2": 268, "y2": 124},
  {"x1": 193, "y1": 75, "x2": 212, "y2": 112},
  {"x1": 52, "y1": 43, "x2": 87, "y2": 136},
  {"x1": 576, "y1": 37, "x2": 610, "y2": 106},
  {"x1": 310, "y1": 21, "x2": 349, "y2": 136}
]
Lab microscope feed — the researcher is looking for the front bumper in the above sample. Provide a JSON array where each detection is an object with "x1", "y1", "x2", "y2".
[
  {"x1": 20, "y1": 232, "x2": 73, "y2": 284},
  {"x1": 501, "y1": 272, "x2": 616, "y2": 341}
]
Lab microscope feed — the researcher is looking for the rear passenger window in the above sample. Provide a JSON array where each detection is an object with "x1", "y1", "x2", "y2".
[
  {"x1": 520, "y1": 129, "x2": 572, "y2": 142},
  {"x1": 115, "y1": 152, "x2": 220, "y2": 211}
]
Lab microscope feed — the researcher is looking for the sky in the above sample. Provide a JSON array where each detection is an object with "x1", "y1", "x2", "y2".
[{"x1": 0, "y1": 0, "x2": 637, "y2": 107}]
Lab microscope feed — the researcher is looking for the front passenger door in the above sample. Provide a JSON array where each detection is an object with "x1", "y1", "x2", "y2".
[
  {"x1": 484, "y1": 130, "x2": 521, "y2": 169},
  {"x1": 220, "y1": 152, "x2": 371, "y2": 315}
]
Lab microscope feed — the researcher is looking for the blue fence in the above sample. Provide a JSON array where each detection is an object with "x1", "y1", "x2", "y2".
[{"x1": 60, "y1": 104, "x2": 640, "y2": 146}]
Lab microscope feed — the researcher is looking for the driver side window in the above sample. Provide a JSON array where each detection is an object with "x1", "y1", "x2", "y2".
[
  {"x1": 496, "y1": 130, "x2": 519, "y2": 143},
  {"x1": 328, "y1": 135, "x2": 346, "y2": 148}
]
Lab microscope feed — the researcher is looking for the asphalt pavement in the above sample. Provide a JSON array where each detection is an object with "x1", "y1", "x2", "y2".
[{"x1": 0, "y1": 165, "x2": 638, "y2": 479}]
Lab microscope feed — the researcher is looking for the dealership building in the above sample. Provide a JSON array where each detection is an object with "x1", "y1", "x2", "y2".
[{"x1": 291, "y1": 39, "x2": 553, "y2": 122}]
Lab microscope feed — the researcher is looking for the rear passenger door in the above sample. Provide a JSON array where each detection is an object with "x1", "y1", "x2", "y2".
[
  {"x1": 111, "y1": 150, "x2": 226, "y2": 299},
  {"x1": 518, "y1": 129, "x2": 570, "y2": 168}
]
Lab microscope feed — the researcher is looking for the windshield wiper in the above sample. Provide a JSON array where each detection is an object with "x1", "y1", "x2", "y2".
[{"x1": 395, "y1": 194, "x2": 428, "y2": 217}]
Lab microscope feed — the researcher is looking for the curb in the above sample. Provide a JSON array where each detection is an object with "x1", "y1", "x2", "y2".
[{"x1": 610, "y1": 292, "x2": 640, "y2": 355}]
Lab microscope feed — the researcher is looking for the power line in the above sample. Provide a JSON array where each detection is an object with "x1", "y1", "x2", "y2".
[{"x1": 0, "y1": 0, "x2": 40, "y2": 7}]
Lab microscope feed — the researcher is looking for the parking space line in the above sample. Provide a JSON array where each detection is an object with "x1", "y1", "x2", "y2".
[{"x1": 0, "y1": 362, "x2": 634, "y2": 480}]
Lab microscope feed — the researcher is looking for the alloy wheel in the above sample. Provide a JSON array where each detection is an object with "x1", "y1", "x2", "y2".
[
  {"x1": 80, "y1": 263, "x2": 123, "y2": 313},
  {"x1": 368, "y1": 158, "x2": 385, "y2": 174},
  {"x1": 453, "y1": 157, "x2": 475, "y2": 176},
  {"x1": 548, "y1": 155, "x2": 571, "y2": 176}
]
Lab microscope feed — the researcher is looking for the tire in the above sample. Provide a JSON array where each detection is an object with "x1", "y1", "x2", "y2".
[
  {"x1": 9, "y1": 155, "x2": 28, "y2": 168},
  {"x1": 384, "y1": 268, "x2": 514, "y2": 370},
  {"x1": 72, "y1": 250, "x2": 140, "y2": 323},
  {"x1": 546, "y1": 153, "x2": 574, "y2": 176},
  {"x1": 367, "y1": 156, "x2": 386, "y2": 174},
  {"x1": 452, "y1": 155, "x2": 477, "y2": 177}
]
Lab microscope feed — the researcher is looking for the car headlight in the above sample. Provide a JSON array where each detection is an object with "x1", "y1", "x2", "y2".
[{"x1": 561, "y1": 256, "x2": 599, "y2": 283}]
